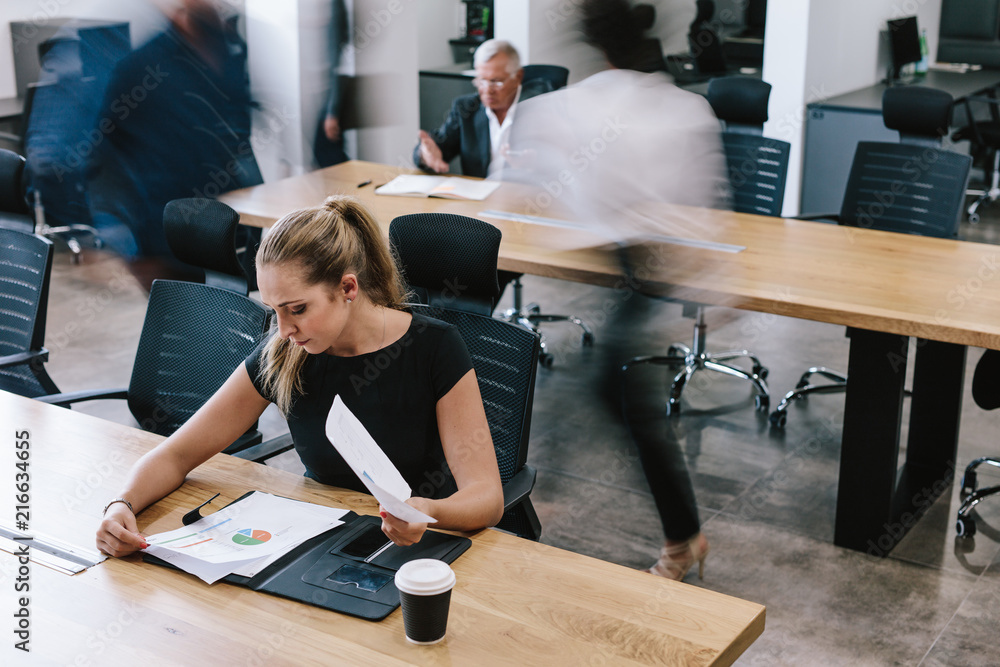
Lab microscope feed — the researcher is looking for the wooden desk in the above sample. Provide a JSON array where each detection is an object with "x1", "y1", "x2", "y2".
[
  {"x1": 0, "y1": 391, "x2": 764, "y2": 665},
  {"x1": 221, "y1": 161, "x2": 1000, "y2": 555}
]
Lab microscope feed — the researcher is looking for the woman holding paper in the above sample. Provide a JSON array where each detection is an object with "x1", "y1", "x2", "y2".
[{"x1": 96, "y1": 197, "x2": 504, "y2": 557}]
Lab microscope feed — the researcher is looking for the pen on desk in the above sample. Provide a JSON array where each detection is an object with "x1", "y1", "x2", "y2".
[{"x1": 357, "y1": 179, "x2": 372, "y2": 188}]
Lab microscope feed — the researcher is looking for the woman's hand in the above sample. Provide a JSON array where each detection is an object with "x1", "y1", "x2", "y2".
[
  {"x1": 96, "y1": 503, "x2": 148, "y2": 558},
  {"x1": 379, "y1": 499, "x2": 431, "y2": 546}
]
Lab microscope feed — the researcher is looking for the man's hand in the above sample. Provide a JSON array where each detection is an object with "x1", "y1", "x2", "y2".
[
  {"x1": 417, "y1": 130, "x2": 449, "y2": 173},
  {"x1": 96, "y1": 503, "x2": 148, "y2": 557},
  {"x1": 324, "y1": 115, "x2": 341, "y2": 142}
]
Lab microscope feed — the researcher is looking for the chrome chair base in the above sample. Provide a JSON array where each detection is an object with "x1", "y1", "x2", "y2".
[
  {"x1": 623, "y1": 306, "x2": 769, "y2": 416},
  {"x1": 956, "y1": 457, "x2": 1000, "y2": 537},
  {"x1": 768, "y1": 366, "x2": 847, "y2": 429},
  {"x1": 967, "y1": 150, "x2": 1000, "y2": 224},
  {"x1": 498, "y1": 277, "x2": 594, "y2": 368}
]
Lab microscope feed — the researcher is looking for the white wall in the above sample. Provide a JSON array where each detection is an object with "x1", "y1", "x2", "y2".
[
  {"x1": 0, "y1": 0, "x2": 167, "y2": 99},
  {"x1": 418, "y1": 0, "x2": 462, "y2": 69},
  {"x1": 763, "y1": 0, "x2": 944, "y2": 214},
  {"x1": 350, "y1": 0, "x2": 419, "y2": 166}
]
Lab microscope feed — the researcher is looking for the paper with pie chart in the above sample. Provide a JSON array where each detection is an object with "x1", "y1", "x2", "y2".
[
  {"x1": 143, "y1": 491, "x2": 348, "y2": 583},
  {"x1": 325, "y1": 395, "x2": 436, "y2": 525}
]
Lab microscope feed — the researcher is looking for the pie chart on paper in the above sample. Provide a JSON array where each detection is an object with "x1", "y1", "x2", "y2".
[{"x1": 232, "y1": 529, "x2": 272, "y2": 546}]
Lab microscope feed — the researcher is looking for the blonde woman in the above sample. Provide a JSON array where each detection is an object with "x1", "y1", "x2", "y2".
[{"x1": 96, "y1": 196, "x2": 504, "y2": 556}]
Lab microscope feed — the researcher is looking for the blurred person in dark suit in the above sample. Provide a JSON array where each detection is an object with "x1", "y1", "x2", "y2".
[
  {"x1": 88, "y1": 0, "x2": 260, "y2": 290},
  {"x1": 314, "y1": 0, "x2": 350, "y2": 168}
]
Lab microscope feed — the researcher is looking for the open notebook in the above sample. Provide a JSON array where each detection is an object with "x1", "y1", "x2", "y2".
[{"x1": 375, "y1": 174, "x2": 500, "y2": 201}]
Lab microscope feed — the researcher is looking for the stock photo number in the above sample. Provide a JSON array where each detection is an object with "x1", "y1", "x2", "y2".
[{"x1": 13, "y1": 429, "x2": 31, "y2": 652}]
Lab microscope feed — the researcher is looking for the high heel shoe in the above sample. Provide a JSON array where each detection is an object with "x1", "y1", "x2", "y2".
[{"x1": 646, "y1": 533, "x2": 709, "y2": 581}]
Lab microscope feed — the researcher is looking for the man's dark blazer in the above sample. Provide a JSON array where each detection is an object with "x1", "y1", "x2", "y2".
[{"x1": 413, "y1": 80, "x2": 553, "y2": 178}]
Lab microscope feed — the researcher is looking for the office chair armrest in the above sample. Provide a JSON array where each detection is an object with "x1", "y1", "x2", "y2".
[
  {"x1": 231, "y1": 432, "x2": 294, "y2": 464},
  {"x1": 34, "y1": 388, "x2": 129, "y2": 407},
  {"x1": 0, "y1": 349, "x2": 48, "y2": 369},
  {"x1": 502, "y1": 464, "x2": 537, "y2": 512}
]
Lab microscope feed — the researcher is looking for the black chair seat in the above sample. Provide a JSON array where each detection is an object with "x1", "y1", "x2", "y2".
[{"x1": 36, "y1": 280, "x2": 269, "y2": 452}]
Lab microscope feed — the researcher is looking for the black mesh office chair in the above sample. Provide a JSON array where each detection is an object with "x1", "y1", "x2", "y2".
[
  {"x1": 769, "y1": 86, "x2": 967, "y2": 427},
  {"x1": 626, "y1": 77, "x2": 788, "y2": 416},
  {"x1": 496, "y1": 64, "x2": 594, "y2": 368},
  {"x1": 390, "y1": 212, "x2": 501, "y2": 315},
  {"x1": 0, "y1": 146, "x2": 99, "y2": 262},
  {"x1": 952, "y1": 86, "x2": 1000, "y2": 223},
  {"x1": 37, "y1": 280, "x2": 269, "y2": 452},
  {"x1": 0, "y1": 149, "x2": 34, "y2": 232},
  {"x1": 0, "y1": 228, "x2": 60, "y2": 398},
  {"x1": 389, "y1": 212, "x2": 543, "y2": 540},
  {"x1": 163, "y1": 198, "x2": 261, "y2": 295},
  {"x1": 956, "y1": 349, "x2": 1000, "y2": 537}
]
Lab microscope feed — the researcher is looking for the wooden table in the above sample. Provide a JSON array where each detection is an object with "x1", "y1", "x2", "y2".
[
  {"x1": 0, "y1": 391, "x2": 764, "y2": 665},
  {"x1": 221, "y1": 160, "x2": 1000, "y2": 554}
]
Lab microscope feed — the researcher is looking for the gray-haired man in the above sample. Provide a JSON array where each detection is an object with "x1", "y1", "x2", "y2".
[{"x1": 414, "y1": 39, "x2": 550, "y2": 177}]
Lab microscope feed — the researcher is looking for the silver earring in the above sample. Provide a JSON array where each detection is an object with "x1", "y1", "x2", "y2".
[{"x1": 346, "y1": 298, "x2": 352, "y2": 304}]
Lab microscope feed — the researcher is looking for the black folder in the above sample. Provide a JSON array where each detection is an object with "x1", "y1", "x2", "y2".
[{"x1": 144, "y1": 494, "x2": 471, "y2": 621}]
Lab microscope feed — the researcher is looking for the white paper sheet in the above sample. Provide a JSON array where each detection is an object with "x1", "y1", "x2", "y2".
[
  {"x1": 143, "y1": 492, "x2": 347, "y2": 584},
  {"x1": 325, "y1": 396, "x2": 436, "y2": 524}
]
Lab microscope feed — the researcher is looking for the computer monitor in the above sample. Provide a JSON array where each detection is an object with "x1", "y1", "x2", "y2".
[{"x1": 887, "y1": 16, "x2": 921, "y2": 80}]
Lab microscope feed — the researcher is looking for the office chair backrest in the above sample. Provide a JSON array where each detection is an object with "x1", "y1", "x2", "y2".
[
  {"x1": 408, "y1": 303, "x2": 541, "y2": 539},
  {"x1": 163, "y1": 198, "x2": 258, "y2": 294},
  {"x1": 882, "y1": 86, "x2": 953, "y2": 147},
  {"x1": 0, "y1": 228, "x2": 58, "y2": 397},
  {"x1": 522, "y1": 64, "x2": 569, "y2": 91},
  {"x1": 839, "y1": 141, "x2": 972, "y2": 238},
  {"x1": 721, "y1": 133, "x2": 791, "y2": 217},
  {"x1": 707, "y1": 77, "x2": 772, "y2": 134},
  {"x1": 0, "y1": 150, "x2": 30, "y2": 216},
  {"x1": 389, "y1": 213, "x2": 502, "y2": 316},
  {"x1": 973, "y1": 349, "x2": 1000, "y2": 410},
  {"x1": 127, "y1": 279, "x2": 269, "y2": 436}
]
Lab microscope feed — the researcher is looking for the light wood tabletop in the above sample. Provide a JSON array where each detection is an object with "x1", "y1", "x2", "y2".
[
  {"x1": 0, "y1": 390, "x2": 765, "y2": 666},
  {"x1": 220, "y1": 159, "x2": 1000, "y2": 555},
  {"x1": 220, "y1": 160, "x2": 1000, "y2": 351}
]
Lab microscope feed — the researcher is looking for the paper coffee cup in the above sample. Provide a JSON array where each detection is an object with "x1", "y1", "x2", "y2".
[{"x1": 394, "y1": 559, "x2": 456, "y2": 644}]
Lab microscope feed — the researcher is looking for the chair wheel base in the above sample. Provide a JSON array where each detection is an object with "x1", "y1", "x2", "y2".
[
  {"x1": 539, "y1": 352, "x2": 554, "y2": 368},
  {"x1": 769, "y1": 410, "x2": 787, "y2": 429},
  {"x1": 754, "y1": 394, "x2": 769, "y2": 412},
  {"x1": 956, "y1": 515, "x2": 977, "y2": 537}
]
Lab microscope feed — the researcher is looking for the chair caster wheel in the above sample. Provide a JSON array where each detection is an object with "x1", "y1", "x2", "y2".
[
  {"x1": 539, "y1": 352, "x2": 554, "y2": 369},
  {"x1": 753, "y1": 365, "x2": 769, "y2": 380},
  {"x1": 960, "y1": 471, "x2": 977, "y2": 496},
  {"x1": 754, "y1": 394, "x2": 769, "y2": 412},
  {"x1": 769, "y1": 410, "x2": 787, "y2": 429},
  {"x1": 956, "y1": 515, "x2": 977, "y2": 537},
  {"x1": 665, "y1": 401, "x2": 680, "y2": 417},
  {"x1": 582, "y1": 332, "x2": 595, "y2": 346},
  {"x1": 968, "y1": 212, "x2": 981, "y2": 224}
]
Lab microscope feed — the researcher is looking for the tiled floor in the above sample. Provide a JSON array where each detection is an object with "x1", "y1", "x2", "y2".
[{"x1": 36, "y1": 211, "x2": 1000, "y2": 666}]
